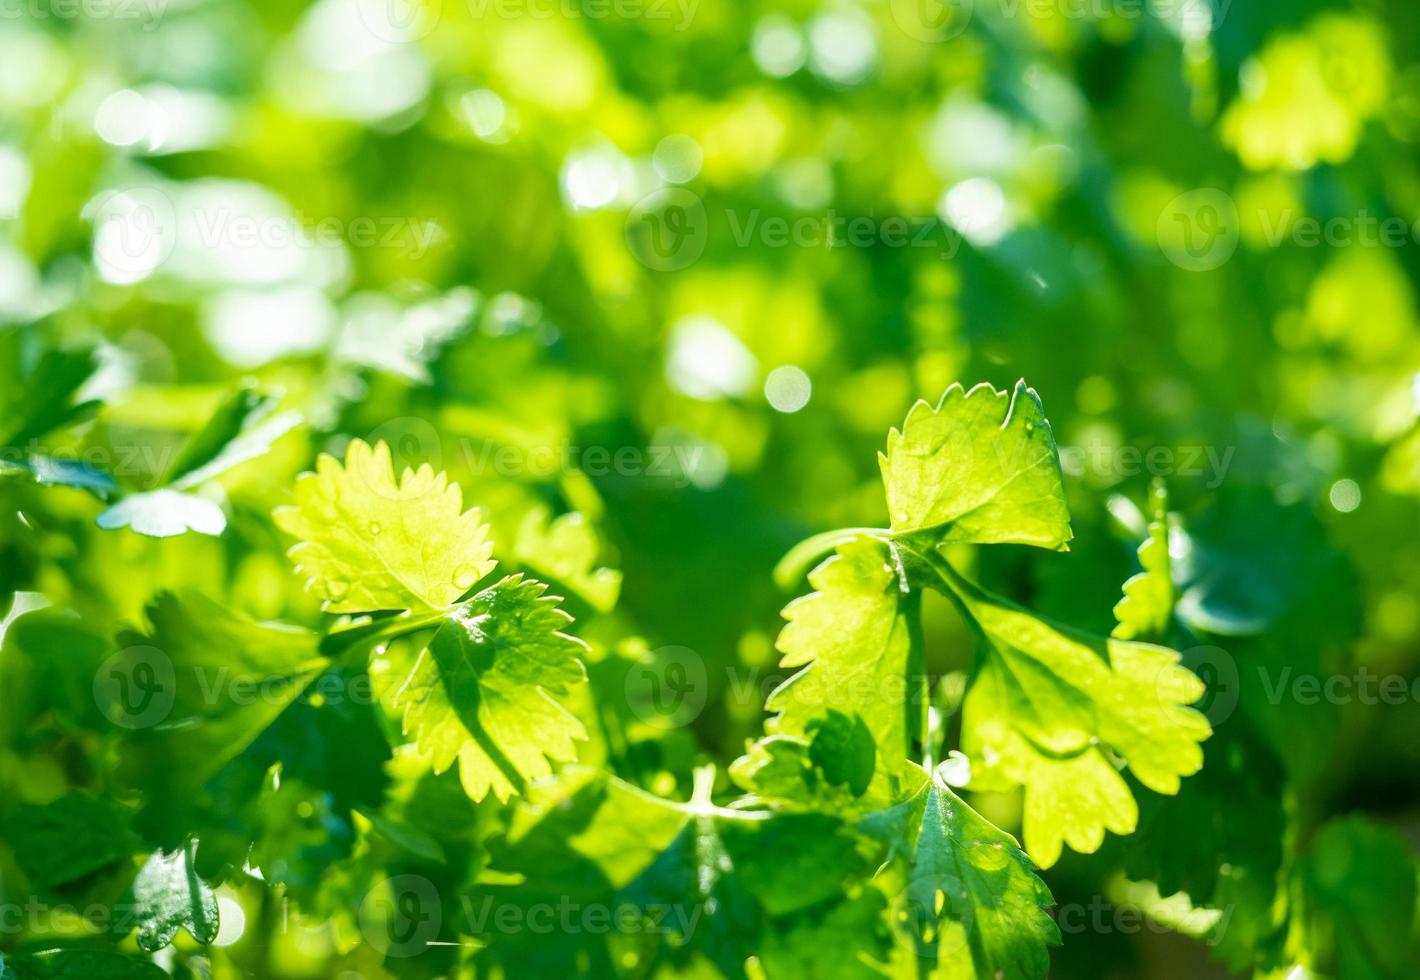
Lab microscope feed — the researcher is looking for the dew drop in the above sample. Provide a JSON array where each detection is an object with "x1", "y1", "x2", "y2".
[
  {"x1": 328, "y1": 581, "x2": 350, "y2": 600},
  {"x1": 1024, "y1": 421, "x2": 1035, "y2": 435},
  {"x1": 368, "y1": 522, "x2": 383, "y2": 536}
]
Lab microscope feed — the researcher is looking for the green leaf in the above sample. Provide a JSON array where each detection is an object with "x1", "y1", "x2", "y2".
[
  {"x1": 861, "y1": 766, "x2": 1060, "y2": 979},
  {"x1": 1298, "y1": 817, "x2": 1419, "y2": 980},
  {"x1": 880, "y1": 381, "x2": 1072, "y2": 551},
  {"x1": 111, "y1": 592, "x2": 327, "y2": 841},
  {"x1": 274, "y1": 438, "x2": 496, "y2": 613},
  {"x1": 808, "y1": 709, "x2": 877, "y2": 797},
  {"x1": 5, "y1": 793, "x2": 139, "y2": 890},
  {"x1": 114, "y1": 839, "x2": 220, "y2": 951},
  {"x1": 1122, "y1": 724, "x2": 1286, "y2": 967},
  {"x1": 0, "y1": 455, "x2": 117, "y2": 495},
  {"x1": 941, "y1": 563, "x2": 1209, "y2": 867},
  {"x1": 474, "y1": 767, "x2": 870, "y2": 978},
  {"x1": 0, "y1": 607, "x2": 112, "y2": 746},
  {"x1": 0, "y1": 951, "x2": 166, "y2": 980},
  {"x1": 1112, "y1": 481, "x2": 1174, "y2": 642},
  {"x1": 164, "y1": 384, "x2": 300, "y2": 490},
  {"x1": 0, "y1": 338, "x2": 100, "y2": 448},
  {"x1": 96, "y1": 489, "x2": 226, "y2": 538},
  {"x1": 758, "y1": 889, "x2": 894, "y2": 980},
  {"x1": 512, "y1": 507, "x2": 622, "y2": 612},
  {"x1": 766, "y1": 536, "x2": 911, "y2": 796},
  {"x1": 386, "y1": 575, "x2": 588, "y2": 802}
]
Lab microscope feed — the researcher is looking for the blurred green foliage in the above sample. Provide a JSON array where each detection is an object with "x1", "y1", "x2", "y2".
[{"x1": 2, "y1": 0, "x2": 1420, "y2": 977}]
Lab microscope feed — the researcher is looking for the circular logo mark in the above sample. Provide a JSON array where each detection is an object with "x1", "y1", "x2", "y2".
[
  {"x1": 89, "y1": 187, "x2": 177, "y2": 284},
  {"x1": 1157, "y1": 188, "x2": 1239, "y2": 272},
  {"x1": 94, "y1": 645, "x2": 176, "y2": 730},
  {"x1": 888, "y1": 0, "x2": 973, "y2": 43},
  {"x1": 1170, "y1": 644, "x2": 1239, "y2": 727},
  {"x1": 624, "y1": 188, "x2": 708, "y2": 272},
  {"x1": 354, "y1": 0, "x2": 442, "y2": 44},
  {"x1": 365, "y1": 416, "x2": 444, "y2": 480},
  {"x1": 360, "y1": 874, "x2": 441, "y2": 958},
  {"x1": 623, "y1": 645, "x2": 708, "y2": 728}
]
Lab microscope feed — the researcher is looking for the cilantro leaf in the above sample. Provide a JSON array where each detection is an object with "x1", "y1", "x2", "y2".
[
  {"x1": 110, "y1": 591, "x2": 326, "y2": 845},
  {"x1": 862, "y1": 766, "x2": 1060, "y2": 978},
  {"x1": 93, "y1": 384, "x2": 299, "y2": 538},
  {"x1": 1112, "y1": 481, "x2": 1174, "y2": 642},
  {"x1": 0, "y1": 337, "x2": 100, "y2": 449},
  {"x1": 387, "y1": 574, "x2": 588, "y2": 802},
  {"x1": 1298, "y1": 817, "x2": 1418, "y2": 980},
  {"x1": 95, "y1": 489, "x2": 227, "y2": 538},
  {"x1": 758, "y1": 889, "x2": 894, "y2": 980},
  {"x1": 880, "y1": 381, "x2": 1072, "y2": 551},
  {"x1": 0, "y1": 951, "x2": 166, "y2": 979},
  {"x1": 474, "y1": 767, "x2": 869, "y2": 978},
  {"x1": 766, "y1": 536, "x2": 910, "y2": 795},
  {"x1": 164, "y1": 384, "x2": 300, "y2": 490},
  {"x1": 513, "y1": 507, "x2": 622, "y2": 613},
  {"x1": 5, "y1": 793, "x2": 139, "y2": 891},
  {"x1": 114, "y1": 839, "x2": 220, "y2": 951},
  {"x1": 938, "y1": 561, "x2": 1209, "y2": 867},
  {"x1": 275, "y1": 438, "x2": 496, "y2": 613}
]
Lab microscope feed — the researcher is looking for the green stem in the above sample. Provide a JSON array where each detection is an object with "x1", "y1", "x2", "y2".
[
  {"x1": 902, "y1": 578, "x2": 930, "y2": 771},
  {"x1": 773, "y1": 527, "x2": 890, "y2": 590}
]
